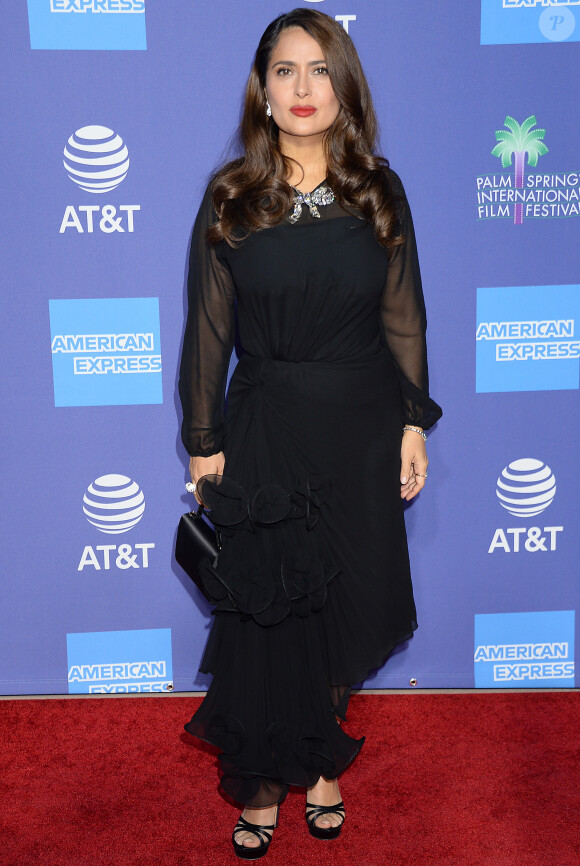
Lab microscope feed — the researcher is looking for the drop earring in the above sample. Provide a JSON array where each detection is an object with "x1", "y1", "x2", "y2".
[{"x1": 266, "y1": 100, "x2": 272, "y2": 118}]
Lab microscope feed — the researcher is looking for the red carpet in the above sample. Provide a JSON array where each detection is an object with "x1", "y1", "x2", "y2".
[{"x1": 1, "y1": 693, "x2": 578, "y2": 865}]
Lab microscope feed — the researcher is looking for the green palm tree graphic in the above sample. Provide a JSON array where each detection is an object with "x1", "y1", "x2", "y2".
[{"x1": 492, "y1": 115, "x2": 548, "y2": 225}]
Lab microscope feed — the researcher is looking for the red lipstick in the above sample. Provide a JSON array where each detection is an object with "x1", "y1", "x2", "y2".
[{"x1": 290, "y1": 106, "x2": 316, "y2": 117}]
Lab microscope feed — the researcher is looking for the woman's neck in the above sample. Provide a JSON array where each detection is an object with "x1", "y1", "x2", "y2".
[{"x1": 279, "y1": 134, "x2": 327, "y2": 193}]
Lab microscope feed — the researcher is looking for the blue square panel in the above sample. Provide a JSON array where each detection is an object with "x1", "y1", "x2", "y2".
[
  {"x1": 474, "y1": 611, "x2": 575, "y2": 687},
  {"x1": 67, "y1": 628, "x2": 172, "y2": 693},
  {"x1": 49, "y1": 297, "x2": 162, "y2": 407},
  {"x1": 476, "y1": 285, "x2": 580, "y2": 393},
  {"x1": 481, "y1": 0, "x2": 579, "y2": 45},
  {"x1": 28, "y1": 0, "x2": 146, "y2": 51}
]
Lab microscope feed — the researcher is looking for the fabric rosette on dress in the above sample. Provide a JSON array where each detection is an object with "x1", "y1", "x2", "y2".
[{"x1": 196, "y1": 474, "x2": 340, "y2": 626}]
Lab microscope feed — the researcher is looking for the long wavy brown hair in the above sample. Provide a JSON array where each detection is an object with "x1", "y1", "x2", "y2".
[{"x1": 207, "y1": 8, "x2": 403, "y2": 251}]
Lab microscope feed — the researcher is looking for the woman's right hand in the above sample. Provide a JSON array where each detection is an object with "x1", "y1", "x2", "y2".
[{"x1": 189, "y1": 452, "x2": 225, "y2": 505}]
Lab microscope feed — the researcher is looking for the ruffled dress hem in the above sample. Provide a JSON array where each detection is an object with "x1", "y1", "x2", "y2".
[
  {"x1": 184, "y1": 615, "x2": 417, "y2": 808},
  {"x1": 184, "y1": 717, "x2": 366, "y2": 808}
]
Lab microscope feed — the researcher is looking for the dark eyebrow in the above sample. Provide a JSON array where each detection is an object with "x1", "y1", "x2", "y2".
[{"x1": 272, "y1": 60, "x2": 327, "y2": 67}]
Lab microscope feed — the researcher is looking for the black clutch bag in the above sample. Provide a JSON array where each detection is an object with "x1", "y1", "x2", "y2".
[{"x1": 175, "y1": 505, "x2": 221, "y2": 600}]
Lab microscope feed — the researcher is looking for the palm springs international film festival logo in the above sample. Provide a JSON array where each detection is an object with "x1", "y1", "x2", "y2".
[
  {"x1": 78, "y1": 474, "x2": 155, "y2": 572},
  {"x1": 488, "y1": 458, "x2": 563, "y2": 554},
  {"x1": 481, "y1": 0, "x2": 579, "y2": 46},
  {"x1": 27, "y1": 0, "x2": 147, "y2": 51},
  {"x1": 476, "y1": 115, "x2": 579, "y2": 224},
  {"x1": 60, "y1": 125, "x2": 140, "y2": 234}
]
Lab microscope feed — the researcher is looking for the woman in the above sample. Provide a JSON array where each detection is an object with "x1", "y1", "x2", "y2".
[{"x1": 179, "y1": 8, "x2": 441, "y2": 859}]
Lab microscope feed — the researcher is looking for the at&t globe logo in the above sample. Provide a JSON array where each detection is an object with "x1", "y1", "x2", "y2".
[
  {"x1": 488, "y1": 458, "x2": 562, "y2": 554},
  {"x1": 78, "y1": 474, "x2": 154, "y2": 572},
  {"x1": 60, "y1": 123, "x2": 140, "y2": 235},
  {"x1": 496, "y1": 458, "x2": 556, "y2": 518},
  {"x1": 63, "y1": 126, "x2": 129, "y2": 194},
  {"x1": 83, "y1": 474, "x2": 145, "y2": 534}
]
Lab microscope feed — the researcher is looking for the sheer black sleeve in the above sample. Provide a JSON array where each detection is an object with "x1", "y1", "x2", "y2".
[
  {"x1": 179, "y1": 187, "x2": 236, "y2": 457},
  {"x1": 380, "y1": 172, "x2": 442, "y2": 431}
]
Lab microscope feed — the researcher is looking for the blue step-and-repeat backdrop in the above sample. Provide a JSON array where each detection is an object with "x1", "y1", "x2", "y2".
[{"x1": 1, "y1": 1, "x2": 578, "y2": 695}]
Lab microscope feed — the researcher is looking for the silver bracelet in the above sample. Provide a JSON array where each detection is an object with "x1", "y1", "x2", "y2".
[{"x1": 403, "y1": 425, "x2": 427, "y2": 441}]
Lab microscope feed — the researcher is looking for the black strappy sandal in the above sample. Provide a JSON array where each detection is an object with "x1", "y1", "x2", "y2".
[
  {"x1": 305, "y1": 800, "x2": 345, "y2": 840},
  {"x1": 232, "y1": 804, "x2": 279, "y2": 860}
]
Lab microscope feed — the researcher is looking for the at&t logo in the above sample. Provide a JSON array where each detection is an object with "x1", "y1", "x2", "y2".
[
  {"x1": 83, "y1": 473, "x2": 145, "y2": 532},
  {"x1": 60, "y1": 126, "x2": 140, "y2": 234},
  {"x1": 496, "y1": 457, "x2": 556, "y2": 516},
  {"x1": 488, "y1": 458, "x2": 563, "y2": 553},
  {"x1": 78, "y1": 474, "x2": 154, "y2": 571},
  {"x1": 303, "y1": 1, "x2": 356, "y2": 32}
]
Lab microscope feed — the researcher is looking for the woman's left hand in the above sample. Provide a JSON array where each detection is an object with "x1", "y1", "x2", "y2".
[{"x1": 400, "y1": 430, "x2": 428, "y2": 501}]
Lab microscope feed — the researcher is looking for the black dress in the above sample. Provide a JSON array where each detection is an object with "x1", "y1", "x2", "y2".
[{"x1": 179, "y1": 171, "x2": 441, "y2": 809}]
